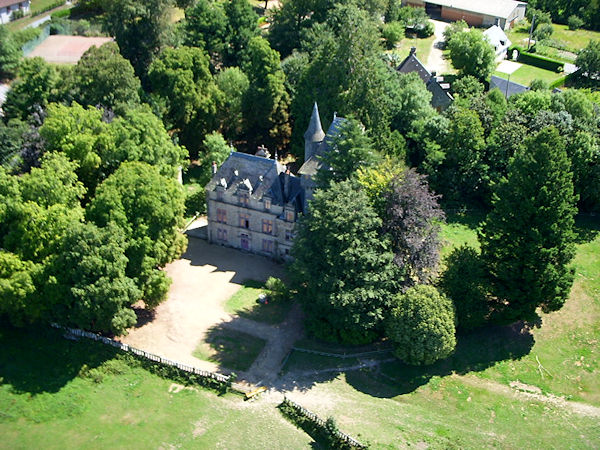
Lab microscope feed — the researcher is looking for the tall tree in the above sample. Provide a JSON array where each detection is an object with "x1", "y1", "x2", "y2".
[
  {"x1": 215, "y1": 67, "x2": 249, "y2": 141},
  {"x1": 45, "y1": 222, "x2": 140, "y2": 335},
  {"x1": 2, "y1": 57, "x2": 58, "y2": 121},
  {"x1": 289, "y1": 180, "x2": 397, "y2": 344},
  {"x1": 448, "y1": 30, "x2": 496, "y2": 81},
  {"x1": 183, "y1": 0, "x2": 229, "y2": 66},
  {"x1": 480, "y1": 127, "x2": 577, "y2": 322},
  {"x1": 383, "y1": 169, "x2": 444, "y2": 286},
  {"x1": 0, "y1": 25, "x2": 21, "y2": 79},
  {"x1": 86, "y1": 162, "x2": 186, "y2": 307},
  {"x1": 104, "y1": 0, "x2": 172, "y2": 81},
  {"x1": 314, "y1": 118, "x2": 377, "y2": 189},
  {"x1": 575, "y1": 40, "x2": 600, "y2": 78},
  {"x1": 69, "y1": 42, "x2": 141, "y2": 112},
  {"x1": 242, "y1": 37, "x2": 291, "y2": 151},
  {"x1": 148, "y1": 46, "x2": 222, "y2": 155},
  {"x1": 224, "y1": 0, "x2": 260, "y2": 67}
]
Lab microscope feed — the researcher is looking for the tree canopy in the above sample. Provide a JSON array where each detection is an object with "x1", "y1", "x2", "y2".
[
  {"x1": 480, "y1": 127, "x2": 577, "y2": 322},
  {"x1": 448, "y1": 30, "x2": 496, "y2": 81}
]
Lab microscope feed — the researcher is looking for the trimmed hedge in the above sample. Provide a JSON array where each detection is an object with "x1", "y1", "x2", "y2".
[{"x1": 509, "y1": 45, "x2": 565, "y2": 72}]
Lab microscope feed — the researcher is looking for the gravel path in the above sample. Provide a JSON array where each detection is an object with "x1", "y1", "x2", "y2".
[{"x1": 427, "y1": 19, "x2": 451, "y2": 75}]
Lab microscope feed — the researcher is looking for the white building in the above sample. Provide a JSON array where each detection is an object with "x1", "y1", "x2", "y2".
[
  {"x1": 484, "y1": 25, "x2": 512, "y2": 61},
  {"x1": 0, "y1": 0, "x2": 30, "y2": 24}
]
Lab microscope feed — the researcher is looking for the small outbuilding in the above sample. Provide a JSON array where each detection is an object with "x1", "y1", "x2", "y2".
[
  {"x1": 0, "y1": 0, "x2": 30, "y2": 24},
  {"x1": 404, "y1": 0, "x2": 526, "y2": 30}
]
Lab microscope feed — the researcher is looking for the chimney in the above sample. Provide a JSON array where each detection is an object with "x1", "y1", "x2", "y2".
[
  {"x1": 212, "y1": 161, "x2": 217, "y2": 175},
  {"x1": 409, "y1": 46, "x2": 416, "y2": 56}
]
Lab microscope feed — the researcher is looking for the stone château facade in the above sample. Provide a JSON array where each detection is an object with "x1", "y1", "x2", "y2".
[{"x1": 205, "y1": 103, "x2": 342, "y2": 259}]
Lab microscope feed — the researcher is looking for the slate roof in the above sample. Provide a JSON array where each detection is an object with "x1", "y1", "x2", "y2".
[
  {"x1": 396, "y1": 49, "x2": 453, "y2": 110},
  {"x1": 422, "y1": 0, "x2": 525, "y2": 19},
  {"x1": 304, "y1": 102, "x2": 325, "y2": 144},
  {"x1": 490, "y1": 75, "x2": 529, "y2": 98},
  {"x1": 206, "y1": 152, "x2": 303, "y2": 211},
  {"x1": 298, "y1": 116, "x2": 347, "y2": 177}
]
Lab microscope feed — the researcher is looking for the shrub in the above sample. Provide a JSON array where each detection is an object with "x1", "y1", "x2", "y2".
[
  {"x1": 418, "y1": 21, "x2": 434, "y2": 38},
  {"x1": 51, "y1": 9, "x2": 71, "y2": 19},
  {"x1": 11, "y1": 9, "x2": 25, "y2": 21},
  {"x1": 567, "y1": 15, "x2": 583, "y2": 30},
  {"x1": 511, "y1": 45, "x2": 564, "y2": 72},
  {"x1": 529, "y1": 78, "x2": 549, "y2": 91},
  {"x1": 385, "y1": 285, "x2": 456, "y2": 365},
  {"x1": 382, "y1": 22, "x2": 404, "y2": 50},
  {"x1": 533, "y1": 23, "x2": 554, "y2": 41},
  {"x1": 265, "y1": 276, "x2": 289, "y2": 302},
  {"x1": 440, "y1": 245, "x2": 489, "y2": 331}
]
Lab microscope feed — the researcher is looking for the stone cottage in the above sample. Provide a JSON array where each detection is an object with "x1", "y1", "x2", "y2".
[{"x1": 205, "y1": 103, "x2": 341, "y2": 260}]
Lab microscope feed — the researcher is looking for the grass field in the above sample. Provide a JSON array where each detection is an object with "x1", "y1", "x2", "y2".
[
  {"x1": 391, "y1": 33, "x2": 436, "y2": 67},
  {"x1": 286, "y1": 213, "x2": 600, "y2": 448},
  {"x1": 193, "y1": 327, "x2": 266, "y2": 372},
  {"x1": 493, "y1": 64, "x2": 565, "y2": 86},
  {"x1": 0, "y1": 325, "x2": 311, "y2": 449},
  {"x1": 225, "y1": 279, "x2": 293, "y2": 324},
  {"x1": 507, "y1": 21, "x2": 600, "y2": 53}
]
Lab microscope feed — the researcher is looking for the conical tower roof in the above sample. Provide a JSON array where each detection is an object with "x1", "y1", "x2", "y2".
[{"x1": 303, "y1": 102, "x2": 325, "y2": 142}]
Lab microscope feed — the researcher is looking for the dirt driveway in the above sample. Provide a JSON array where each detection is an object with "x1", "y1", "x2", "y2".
[
  {"x1": 427, "y1": 19, "x2": 452, "y2": 75},
  {"x1": 120, "y1": 238, "x2": 285, "y2": 373}
]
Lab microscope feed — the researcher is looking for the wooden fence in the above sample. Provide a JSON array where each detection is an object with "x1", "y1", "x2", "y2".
[
  {"x1": 291, "y1": 346, "x2": 392, "y2": 359},
  {"x1": 50, "y1": 323, "x2": 231, "y2": 384},
  {"x1": 281, "y1": 396, "x2": 367, "y2": 449}
]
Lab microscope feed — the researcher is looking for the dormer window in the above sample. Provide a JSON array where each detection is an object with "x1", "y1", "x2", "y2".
[
  {"x1": 286, "y1": 209, "x2": 295, "y2": 222},
  {"x1": 264, "y1": 197, "x2": 271, "y2": 210},
  {"x1": 239, "y1": 191, "x2": 249, "y2": 206}
]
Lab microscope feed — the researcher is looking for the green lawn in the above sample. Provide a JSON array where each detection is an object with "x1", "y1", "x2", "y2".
[
  {"x1": 507, "y1": 21, "x2": 600, "y2": 53},
  {"x1": 493, "y1": 64, "x2": 565, "y2": 87},
  {"x1": 193, "y1": 327, "x2": 266, "y2": 372},
  {"x1": 391, "y1": 33, "x2": 436, "y2": 67},
  {"x1": 0, "y1": 325, "x2": 311, "y2": 449},
  {"x1": 225, "y1": 280, "x2": 293, "y2": 325},
  {"x1": 286, "y1": 214, "x2": 600, "y2": 448}
]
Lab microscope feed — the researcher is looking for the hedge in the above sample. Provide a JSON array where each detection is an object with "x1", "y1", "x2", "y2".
[{"x1": 509, "y1": 45, "x2": 565, "y2": 72}]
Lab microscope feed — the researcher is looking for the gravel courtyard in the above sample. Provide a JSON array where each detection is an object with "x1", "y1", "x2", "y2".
[{"x1": 120, "y1": 237, "x2": 287, "y2": 374}]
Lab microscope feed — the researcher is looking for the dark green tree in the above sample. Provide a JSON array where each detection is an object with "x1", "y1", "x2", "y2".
[
  {"x1": 242, "y1": 36, "x2": 291, "y2": 151},
  {"x1": 480, "y1": 127, "x2": 577, "y2": 322},
  {"x1": 385, "y1": 285, "x2": 456, "y2": 365},
  {"x1": 224, "y1": 0, "x2": 259, "y2": 67},
  {"x1": 0, "y1": 119, "x2": 27, "y2": 170},
  {"x1": 0, "y1": 251, "x2": 42, "y2": 326},
  {"x1": 2, "y1": 57, "x2": 58, "y2": 121},
  {"x1": 148, "y1": 46, "x2": 222, "y2": 155},
  {"x1": 448, "y1": 30, "x2": 496, "y2": 81},
  {"x1": 576, "y1": 40, "x2": 600, "y2": 78},
  {"x1": 314, "y1": 118, "x2": 378, "y2": 189},
  {"x1": 183, "y1": 0, "x2": 228, "y2": 66},
  {"x1": 289, "y1": 180, "x2": 397, "y2": 344},
  {"x1": 440, "y1": 245, "x2": 489, "y2": 331},
  {"x1": 104, "y1": 0, "x2": 173, "y2": 81},
  {"x1": 69, "y1": 42, "x2": 141, "y2": 112}
]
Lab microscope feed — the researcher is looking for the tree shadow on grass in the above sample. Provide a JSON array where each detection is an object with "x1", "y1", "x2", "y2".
[
  {"x1": 345, "y1": 321, "x2": 535, "y2": 398},
  {"x1": 0, "y1": 321, "x2": 119, "y2": 394},
  {"x1": 194, "y1": 323, "x2": 267, "y2": 374},
  {"x1": 573, "y1": 215, "x2": 600, "y2": 244}
]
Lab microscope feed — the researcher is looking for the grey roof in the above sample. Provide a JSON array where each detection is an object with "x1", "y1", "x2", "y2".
[
  {"x1": 299, "y1": 116, "x2": 347, "y2": 176},
  {"x1": 397, "y1": 50, "x2": 453, "y2": 110},
  {"x1": 422, "y1": 0, "x2": 525, "y2": 19},
  {"x1": 304, "y1": 102, "x2": 325, "y2": 143},
  {"x1": 206, "y1": 152, "x2": 303, "y2": 211},
  {"x1": 490, "y1": 75, "x2": 529, "y2": 98},
  {"x1": 397, "y1": 51, "x2": 430, "y2": 83}
]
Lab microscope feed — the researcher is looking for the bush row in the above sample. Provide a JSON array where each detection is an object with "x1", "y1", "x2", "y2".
[
  {"x1": 30, "y1": 0, "x2": 65, "y2": 17},
  {"x1": 510, "y1": 45, "x2": 565, "y2": 72}
]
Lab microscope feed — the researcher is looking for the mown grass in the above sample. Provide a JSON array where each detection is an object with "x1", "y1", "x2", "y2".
[
  {"x1": 225, "y1": 279, "x2": 293, "y2": 324},
  {"x1": 284, "y1": 213, "x2": 600, "y2": 448},
  {"x1": 193, "y1": 327, "x2": 266, "y2": 372},
  {"x1": 391, "y1": 33, "x2": 436, "y2": 67},
  {"x1": 493, "y1": 64, "x2": 565, "y2": 86},
  {"x1": 507, "y1": 21, "x2": 600, "y2": 52},
  {"x1": 0, "y1": 325, "x2": 311, "y2": 449}
]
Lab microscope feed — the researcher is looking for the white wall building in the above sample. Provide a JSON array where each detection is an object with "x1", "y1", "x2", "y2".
[{"x1": 0, "y1": 0, "x2": 30, "y2": 25}]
